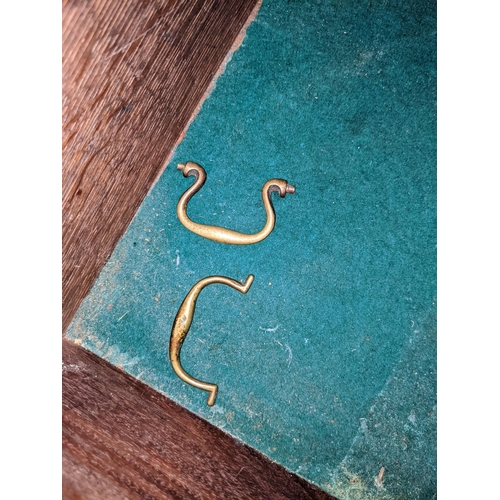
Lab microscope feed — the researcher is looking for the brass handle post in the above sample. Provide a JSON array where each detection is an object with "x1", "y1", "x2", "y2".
[
  {"x1": 176, "y1": 162, "x2": 295, "y2": 244},
  {"x1": 169, "y1": 274, "x2": 254, "y2": 406}
]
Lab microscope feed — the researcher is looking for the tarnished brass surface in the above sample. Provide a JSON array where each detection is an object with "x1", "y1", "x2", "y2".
[
  {"x1": 169, "y1": 274, "x2": 255, "y2": 406},
  {"x1": 176, "y1": 162, "x2": 295, "y2": 244}
]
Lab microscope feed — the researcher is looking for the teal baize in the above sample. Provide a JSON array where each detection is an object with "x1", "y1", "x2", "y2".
[{"x1": 67, "y1": 1, "x2": 436, "y2": 498}]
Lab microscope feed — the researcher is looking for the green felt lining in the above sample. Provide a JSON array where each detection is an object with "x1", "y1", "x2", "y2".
[{"x1": 68, "y1": 1, "x2": 436, "y2": 498}]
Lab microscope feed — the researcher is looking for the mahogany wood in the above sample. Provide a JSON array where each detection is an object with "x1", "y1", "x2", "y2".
[
  {"x1": 62, "y1": 0, "x2": 260, "y2": 331},
  {"x1": 63, "y1": 339, "x2": 336, "y2": 499},
  {"x1": 62, "y1": 1, "x2": 337, "y2": 497}
]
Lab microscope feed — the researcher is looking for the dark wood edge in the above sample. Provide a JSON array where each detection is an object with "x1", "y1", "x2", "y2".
[
  {"x1": 63, "y1": 339, "x2": 337, "y2": 499},
  {"x1": 62, "y1": 0, "x2": 262, "y2": 331},
  {"x1": 62, "y1": 1, "x2": 337, "y2": 498}
]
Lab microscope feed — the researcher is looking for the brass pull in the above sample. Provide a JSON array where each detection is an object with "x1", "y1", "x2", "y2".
[
  {"x1": 176, "y1": 162, "x2": 295, "y2": 244},
  {"x1": 169, "y1": 274, "x2": 255, "y2": 406}
]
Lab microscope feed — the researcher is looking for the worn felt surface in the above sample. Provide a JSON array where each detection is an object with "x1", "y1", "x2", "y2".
[{"x1": 67, "y1": 1, "x2": 436, "y2": 498}]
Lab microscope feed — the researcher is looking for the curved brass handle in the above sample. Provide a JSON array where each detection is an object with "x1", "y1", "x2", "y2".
[
  {"x1": 176, "y1": 162, "x2": 295, "y2": 244},
  {"x1": 169, "y1": 274, "x2": 254, "y2": 406}
]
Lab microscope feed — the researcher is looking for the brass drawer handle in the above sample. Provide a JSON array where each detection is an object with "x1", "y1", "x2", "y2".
[
  {"x1": 176, "y1": 162, "x2": 295, "y2": 244},
  {"x1": 169, "y1": 274, "x2": 255, "y2": 406}
]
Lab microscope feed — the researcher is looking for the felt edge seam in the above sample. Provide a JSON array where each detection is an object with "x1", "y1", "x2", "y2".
[{"x1": 149, "y1": 0, "x2": 263, "y2": 193}]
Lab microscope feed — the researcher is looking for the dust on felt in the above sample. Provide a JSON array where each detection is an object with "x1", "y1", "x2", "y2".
[{"x1": 66, "y1": 243, "x2": 131, "y2": 357}]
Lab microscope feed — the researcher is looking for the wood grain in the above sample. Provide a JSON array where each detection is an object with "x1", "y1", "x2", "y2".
[
  {"x1": 63, "y1": 339, "x2": 336, "y2": 500},
  {"x1": 62, "y1": 2, "x2": 338, "y2": 497},
  {"x1": 62, "y1": 0, "x2": 261, "y2": 332}
]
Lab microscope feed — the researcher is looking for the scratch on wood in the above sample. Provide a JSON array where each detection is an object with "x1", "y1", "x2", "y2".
[{"x1": 104, "y1": 18, "x2": 164, "y2": 61}]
